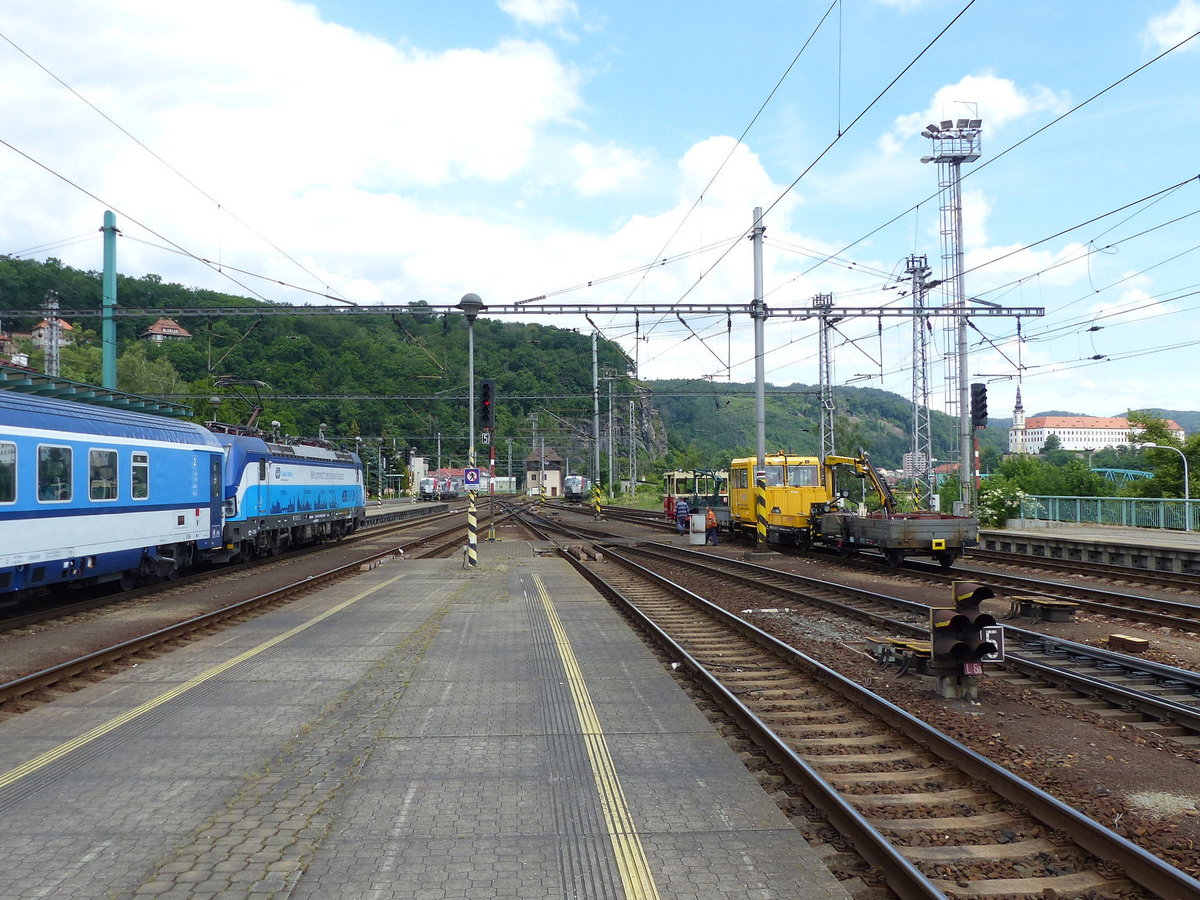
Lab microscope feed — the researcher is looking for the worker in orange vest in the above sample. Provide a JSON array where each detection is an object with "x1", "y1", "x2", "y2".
[{"x1": 705, "y1": 507, "x2": 719, "y2": 545}]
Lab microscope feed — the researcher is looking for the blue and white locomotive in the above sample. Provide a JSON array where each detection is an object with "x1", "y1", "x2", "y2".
[
  {"x1": 0, "y1": 392, "x2": 365, "y2": 601},
  {"x1": 216, "y1": 428, "x2": 365, "y2": 558}
]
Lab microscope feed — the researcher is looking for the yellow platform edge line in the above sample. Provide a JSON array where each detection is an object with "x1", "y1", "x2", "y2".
[
  {"x1": 0, "y1": 573, "x2": 407, "y2": 791},
  {"x1": 533, "y1": 574, "x2": 661, "y2": 900}
]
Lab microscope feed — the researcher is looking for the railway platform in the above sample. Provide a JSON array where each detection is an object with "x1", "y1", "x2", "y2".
[
  {"x1": 0, "y1": 542, "x2": 851, "y2": 899},
  {"x1": 980, "y1": 521, "x2": 1200, "y2": 574}
]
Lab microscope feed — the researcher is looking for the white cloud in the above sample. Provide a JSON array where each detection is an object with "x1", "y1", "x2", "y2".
[
  {"x1": 571, "y1": 142, "x2": 649, "y2": 197},
  {"x1": 892, "y1": 73, "x2": 1069, "y2": 144},
  {"x1": 499, "y1": 0, "x2": 579, "y2": 28},
  {"x1": 1144, "y1": 0, "x2": 1200, "y2": 52}
]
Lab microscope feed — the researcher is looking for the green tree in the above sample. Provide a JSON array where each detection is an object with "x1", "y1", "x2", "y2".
[{"x1": 118, "y1": 342, "x2": 188, "y2": 397}]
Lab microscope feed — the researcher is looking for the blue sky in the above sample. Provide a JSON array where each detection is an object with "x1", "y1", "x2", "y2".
[{"x1": 2, "y1": 0, "x2": 1199, "y2": 422}]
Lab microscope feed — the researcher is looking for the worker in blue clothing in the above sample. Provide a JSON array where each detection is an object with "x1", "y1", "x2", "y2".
[{"x1": 674, "y1": 497, "x2": 690, "y2": 534}]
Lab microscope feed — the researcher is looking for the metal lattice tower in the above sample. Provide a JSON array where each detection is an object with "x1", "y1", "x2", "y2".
[
  {"x1": 43, "y1": 290, "x2": 61, "y2": 377},
  {"x1": 906, "y1": 255, "x2": 934, "y2": 506},
  {"x1": 921, "y1": 117, "x2": 982, "y2": 508}
]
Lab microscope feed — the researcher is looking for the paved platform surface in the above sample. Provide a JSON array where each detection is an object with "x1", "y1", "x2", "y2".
[
  {"x1": 983, "y1": 522, "x2": 1199, "y2": 550},
  {"x1": 0, "y1": 542, "x2": 851, "y2": 900}
]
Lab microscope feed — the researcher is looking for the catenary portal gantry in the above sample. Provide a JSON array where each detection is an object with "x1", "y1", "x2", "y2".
[{"x1": 3, "y1": 302, "x2": 1043, "y2": 319}]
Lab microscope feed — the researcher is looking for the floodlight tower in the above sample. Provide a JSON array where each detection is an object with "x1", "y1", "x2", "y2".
[{"x1": 921, "y1": 117, "x2": 982, "y2": 512}]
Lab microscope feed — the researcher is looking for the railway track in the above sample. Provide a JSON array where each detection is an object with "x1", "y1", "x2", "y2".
[
  {"x1": 608, "y1": 541, "x2": 1200, "y2": 745},
  {"x1": 561, "y1": 541, "x2": 1200, "y2": 899},
  {"x1": 560, "y1": 503, "x2": 1200, "y2": 635},
  {"x1": 0, "y1": 506, "x2": 468, "y2": 632},
  {"x1": 0, "y1": 509, "x2": 523, "y2": 715},
  {"x1": 969, "y1": 547, "x2": 1200, "y2": 594}
]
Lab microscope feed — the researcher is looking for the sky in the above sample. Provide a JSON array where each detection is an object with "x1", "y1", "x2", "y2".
[{"x1": 2, "y1": 0, "x2": 1199, "y2": 421}]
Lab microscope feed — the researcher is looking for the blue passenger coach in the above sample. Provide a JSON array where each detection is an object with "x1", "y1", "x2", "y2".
[{"x1": 0, "y1": 392, "x2": 225, "y2": 596}]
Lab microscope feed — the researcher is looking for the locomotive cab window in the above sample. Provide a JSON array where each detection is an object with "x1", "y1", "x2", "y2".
[
  {"x1": 131, "y1": 452, "x2": 149, "y2": 499},
  {"x1": 37, "y1": 445, "x2": 72, "y2": 502},
  {"x1": 0, "y1": 441, "x2": 14, "y2": 503},
  {"x1": 89, "y1": 449, "x2": 119, "y2": 501},
  {"x1": 787, "y1": 465, "x2": 818, "y2": 487}
]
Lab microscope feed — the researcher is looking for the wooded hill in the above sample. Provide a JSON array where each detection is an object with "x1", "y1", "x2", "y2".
[{"x1": 5, "y1": 256, "x2": 1181, "y2": 476}]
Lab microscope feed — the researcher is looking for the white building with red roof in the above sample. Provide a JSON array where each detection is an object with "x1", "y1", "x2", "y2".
[{"x1": 1009, "y1": 388, "x2": 1184, "y2": 453}]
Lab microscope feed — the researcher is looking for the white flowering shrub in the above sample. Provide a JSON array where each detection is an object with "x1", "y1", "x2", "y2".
[{"x1": 977, "y1": 478, "x2": 1026, "y2": 527}]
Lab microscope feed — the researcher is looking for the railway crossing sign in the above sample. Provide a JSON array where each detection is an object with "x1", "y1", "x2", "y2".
[{"x1": 464, "y1": 467, "x2": 481, "y2": 486}]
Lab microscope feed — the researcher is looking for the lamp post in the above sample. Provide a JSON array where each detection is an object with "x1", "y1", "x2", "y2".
[
  {"x1": 1139, "y1": 442, "x2": 1190, "y2": 532},
  {"x1": 458, "y1": 292, "x2": 485, "y2": 566}
]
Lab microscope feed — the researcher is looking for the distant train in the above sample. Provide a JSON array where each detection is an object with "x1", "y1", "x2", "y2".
[
  {"x1": 563, "y1": 474, "x2": 590, "y2": 503},
  {"x1": 417, "y1": 475, "x2": 461, "y2": 501},
  {"x1": 0, "y1": 392, "x2": 365, "y2": 601}
]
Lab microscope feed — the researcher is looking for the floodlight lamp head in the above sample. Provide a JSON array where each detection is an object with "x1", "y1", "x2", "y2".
[
  {"x1": 940, "y1": 119, "x2": 953, "y2": 130},
  {"x1": 925, "y1": 123, "x2": 940, "y2": 133},
  {"x1": 956, "y1": 118, "x2": 970, "y2": 128},
  {"x1": 920, "y1": 156, "x2": 935, "y2": 164}
]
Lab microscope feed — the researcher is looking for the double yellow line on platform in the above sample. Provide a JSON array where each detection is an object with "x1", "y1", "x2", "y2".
[{"x1": 532, "y1": 574, "x2": 661, "y2": 900}]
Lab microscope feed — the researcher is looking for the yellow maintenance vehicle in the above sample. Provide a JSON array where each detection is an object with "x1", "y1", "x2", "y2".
[{"x1": 727, "y1": 449, "x2": 978, "y2": 568}]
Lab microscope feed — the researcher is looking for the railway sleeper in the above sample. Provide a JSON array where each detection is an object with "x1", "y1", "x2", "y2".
[
  {"x1": 773, "y1": 721, "x2": 885, "y2": 737},
  {"x1": 873, "y1": 810, "x2": 1031, "y2": 833},
  {"x1": 807, "y1": 749, "x2": 941, "y2": 770},
  {"x1": 821, "y1": 767, "x2": 959, "y2": 788},
  {"x1": 930, "y1": 871, "x2": 1127, "y2": 899},
  {"x1": 901, "y1": 836, "x2": 1058, "y2": 863},
  {"x1": 847, "y1": 786, "x2": 987, "y2": 809}
]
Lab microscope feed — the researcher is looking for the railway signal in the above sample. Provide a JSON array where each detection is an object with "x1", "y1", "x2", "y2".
[
  {"x1": 479, "y1": 379, "x2": 495, "y2": 430},
  {"x1": 929, "y1": 581, "x2": 999, "y2": 699},
  {"x1": 970, "y1": 382, "x2": 988, "y2": 428}
]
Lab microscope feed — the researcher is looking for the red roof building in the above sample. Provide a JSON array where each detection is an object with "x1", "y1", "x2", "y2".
[{"x1": 140, "y1": 317, "x2": 192, "y2": 342}]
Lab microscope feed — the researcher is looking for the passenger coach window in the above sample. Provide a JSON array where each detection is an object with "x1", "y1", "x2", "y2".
[
  {"x1": 131, "y1": 452, "x2": 149, "y2": 500},
  {"x1": 38, "y1": 445, "x2": 72, "y2": 502},
  {"x1": 0, "y1": 441, "x2": 14, "y2": 503},
  {"x1": 89, "y1": 449, "x2": 119, "y2": 500}
]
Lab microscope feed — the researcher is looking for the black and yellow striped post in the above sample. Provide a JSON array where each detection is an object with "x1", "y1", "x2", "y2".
[
  {"x1": 592, "y1": 482, "x2": 602, "y2": 519},
  {"x1": 467, "y1": 489, "x2": 478, "y2": 567},
  {"x1": 755, "y1": 471, "x2": 768, "y2": 550}
]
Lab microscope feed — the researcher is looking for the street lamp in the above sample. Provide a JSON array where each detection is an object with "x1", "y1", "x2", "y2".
[
  {"x1": 1138, "y1": 443, "x2": 1190, "y2": 532},
  {"x1": 457, "y1": 292, "x2": 486, "y2": 566}
]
